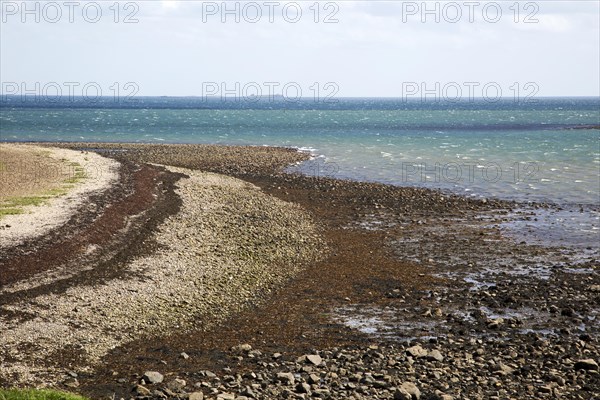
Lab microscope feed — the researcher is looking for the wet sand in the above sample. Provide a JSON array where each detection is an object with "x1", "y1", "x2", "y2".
[{"x1": 0, "y1": 143, "x2": 598, "y2": 399}]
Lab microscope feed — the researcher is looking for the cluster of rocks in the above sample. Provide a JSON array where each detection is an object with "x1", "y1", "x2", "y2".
[{"x1": 122, "y1": 341, "x2": 598, "y2": 400}]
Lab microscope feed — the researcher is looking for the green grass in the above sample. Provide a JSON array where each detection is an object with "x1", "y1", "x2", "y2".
[
  {"x1": 0, "y1": 208, "x2": 23, "y2": 217},
  {"x1": 44, "y1": 188, "x2": 69, "y2": 197},
  {"x1": 0, "y1": 389, "x2": 88, "y2": 400},
  {"x1": 2, "y1": 196, "x2": 48, "y2": 208},
  {"x1": 0, "y1": 196, "x2": 49, "y2": 220}
]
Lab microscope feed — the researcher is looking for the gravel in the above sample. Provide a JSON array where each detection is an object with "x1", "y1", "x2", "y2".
[{"x1": 0, "y1": 166, "x2": 323, "y2": 386}]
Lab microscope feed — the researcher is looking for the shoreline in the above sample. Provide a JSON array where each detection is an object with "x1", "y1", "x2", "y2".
[
  {"x1": 5, "y1": 140, "x2": 600, "y2": 210},
  {"x1": 0, "y1": 143, "x2": 598, "y2": 399}
]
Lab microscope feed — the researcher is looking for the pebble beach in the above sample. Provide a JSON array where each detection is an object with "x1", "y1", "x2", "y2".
[{"x1": 0, "y1": 143, "x2": 598, "y2": 400}]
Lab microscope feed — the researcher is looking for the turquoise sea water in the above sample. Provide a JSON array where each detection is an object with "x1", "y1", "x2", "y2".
[{"x1": 1, "y1": 97, "x2": 599, "y2": 248}]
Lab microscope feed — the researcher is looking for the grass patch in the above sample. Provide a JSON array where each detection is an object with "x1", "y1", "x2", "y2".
[
  {"x1": 0, "y1": 161, "x2": 6, "y2": 172},
  {"x1": 44, "y1": 188, "x2": 69, "y2": 197},
  {"x1": 0, "y1": 389, "x2": 88, "y2": 400},
  {"x1": 0, "y1": 208, "x2": 23, "y2": 217},
  {"x1": 0, "y1": 196, "x2": 51, "y2": 219},
  {"x1": 1, "y1": 196, "x2": 48, "y2": 208}
]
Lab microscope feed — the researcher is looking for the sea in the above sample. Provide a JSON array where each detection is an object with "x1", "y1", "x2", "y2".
[{"x1": 1, "y1": 96, "x2": 599, "y2": 252}]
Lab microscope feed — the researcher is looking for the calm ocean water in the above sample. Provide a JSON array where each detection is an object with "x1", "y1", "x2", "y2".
[{"x1": 1, "y1": 96, "x2": 599, "y2": 248}]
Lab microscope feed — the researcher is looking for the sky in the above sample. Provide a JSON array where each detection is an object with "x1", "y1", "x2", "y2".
[{"x1": 1, "y1": 0, "x2": 599, "y2": 98}]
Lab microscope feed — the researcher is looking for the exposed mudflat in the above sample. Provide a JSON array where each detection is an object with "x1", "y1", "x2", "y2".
[{"x1": 1, "y1": 143, "x2": 598, "y2": 400}]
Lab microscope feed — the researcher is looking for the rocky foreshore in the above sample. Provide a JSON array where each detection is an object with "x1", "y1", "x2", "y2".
[
  {"x1": 116, "y1": 339, "x2": 599, "y2": 400},
  {"x1": 0, "y1": 143, "x2": 598, "y2": 400}
]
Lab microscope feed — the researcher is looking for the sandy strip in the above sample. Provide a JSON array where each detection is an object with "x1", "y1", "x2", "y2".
[
  {"x1": 0, "y1": 145, "x2": 119, "y2": 249},
  {"x1": 0, "y1": 166, "x2": 323, "y2": 387}
]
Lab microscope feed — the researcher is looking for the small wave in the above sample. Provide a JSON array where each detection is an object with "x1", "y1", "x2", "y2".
[{"x1": 296, "y1": 146, "x2": 318, "y2": 153}]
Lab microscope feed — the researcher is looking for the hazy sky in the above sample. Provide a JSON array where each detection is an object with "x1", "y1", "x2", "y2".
[{"x1": 1, "y1": 1, "x2": 599, "y2": 98}]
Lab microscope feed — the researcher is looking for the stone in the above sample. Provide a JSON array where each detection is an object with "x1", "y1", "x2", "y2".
[
  {"x1": 181, "y1": 352, "x2": 190, "y2": 359},
  {"x1": 142, "y1": 371, "x2": 164, "y2": 384},
  {"x1": 308, "y1": 373, "x2": 320, "y2": 384},
  {"x1": 241, "y1": 386, "x2": 256, "y2": 398},
  {"x1": 232, "y1": 344, "x2": 252, "y2": 352},
  {"x1": 167, "y1": 378, "x2": 187, "y2": 391},
  {"x1": 306, "y1": 354, "x2": 323, "y2": 366},
  {"x1": 134, "y1": 384, "x2": 151, "y2": 396},
  {"x1": 495, "y1": 363, "x2": 515, "y2": 376},
  {"x1": 400, "y1": 382, "x2": 421, "y2": 399},
  {"x1": 406, "y1": 345, "x2": 428, "y2": 358},
  {"x1": 276, "y1": 372, "x2": 295, "y2": 385},
  {"x1": 561, "y1": 308, "x2": 575, "y2": 317},
  {"x1": 487, "y1": 318, "x2": 504, "y2": 329},
  {"x1": 313, "y1": 388, "x2": 331, "y2": 396},
  {"x1": 248, "y1": 350, "x2": 262, "y2": 358},
  {"x1": 574, "y1": 359, "x2": 598, "y2": 371},
  {"x1": 189, "y1": 392, "x2": 204, "y2": 400},
  {"x1": 216, "y1": 393, "x2": 235, "y2": 400},
  {"x1": 296, "y1": 382, "x2": 311, "y2": 393},
  {"x1": 426, "y1": 349, "x2": 444, "y2": 362},
  {"x1": 394, "y1": 388, "x2": 412, "y2": 400},
  {"x1": 538, "y1": 385, "x2": 553, "y2": 394},
  {"x1": 63, "y1": 378, "x2": 79, "y2": 388}
]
